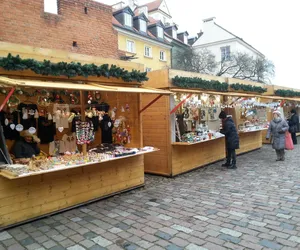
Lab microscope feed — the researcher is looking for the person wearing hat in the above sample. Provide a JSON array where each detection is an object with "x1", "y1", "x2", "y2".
[
  {"x1": 12, "y1": 130, "x2": 40, "y2": 163},
  {"x1": 266, "y1": 110, "x2": 289, "y2": 161},
  {"x1": 219, "y1": 111, "x2": 239, "y2": 169},
  {"x1": 288, "y1": 109, "x2": 299, "y2": 145}
]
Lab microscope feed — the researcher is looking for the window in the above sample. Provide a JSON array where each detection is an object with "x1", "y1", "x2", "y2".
[
  {"x1": 221, "y1": 46, "x2": 231, "y2": 61},
  {"x1": 44, "y1": 0, "x2": 58, "y2": 14},
  {"x1": 184, "y1": 35, "x2": 188, "y2": 44},
  {"x1": 140, "y1": 20, "x2": 147, "y2": 32},
  {"x1": 157, "y1": 27, "x2": 164, "y2": 39},
  {"x1": 146, "y1": 67, "x2": 152, "y2": 72},
  {"x1": 160, "y1": 51, "x2": 166, "y2": 61},
  {"x1": 172, "y1": 29, "x2": 177, "y2": 39},
  {"x1": 124, "y1": 13, "x2": 132, "y2": 27},
  {"x1": 144, "y1": 46, "x2": 152, "y2": 57},
  {"x1": 126, "y1": 40, "x2": 135, "y2": 53}
]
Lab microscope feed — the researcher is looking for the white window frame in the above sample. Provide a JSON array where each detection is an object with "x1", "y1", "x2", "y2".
[
  {"x1": 221, "y1": 46, "x2": 231, "y2": 61},
  {"x1": 160, "y1": 50, "x2": 166, "y2": 61},
  {"x1": 145, "y1": 67, "x2": 152, "y2": 72},
  {"x1": 126, "y1": 40, "x2": 135, "y2": 53},
  {"x1": 140, "y1": 20, "x2": 147, "y2": 32},
  {"x1": 124, "y1": 13, "x2": 132, "y2": 27},
  {"x1": 157, "y1": 27, "x2": 164, "y2": 39},
  {"x1": 144, "y1": 45, "x2": 152, "y2": 58}
]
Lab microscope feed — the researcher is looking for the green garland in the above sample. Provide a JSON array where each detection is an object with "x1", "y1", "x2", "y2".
[
  {"x1": 275, "y1": 89, "x2": 300, "y2": 97},
  {"x1": 172, "y1": 76, "x2": 228, "y2": 92},
  {"x1": 0, "y1": 54, "x2": 148, "y2": 83},
  {"x1": 230, "y1": 83, "x2": 267, "y2": 93}
]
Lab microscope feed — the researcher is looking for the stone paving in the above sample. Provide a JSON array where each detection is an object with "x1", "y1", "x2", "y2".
[{"x1": 1, "y1": 144, "x2": 300, "y2": 250}]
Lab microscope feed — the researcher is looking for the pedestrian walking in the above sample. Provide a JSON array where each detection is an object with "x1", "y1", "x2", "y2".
[
  {"x1": 288, "y1": 109, "x2": 299, "y2": 145},
  {"x1": 266, "y1": 110, "x2": 289, "y2": 161},
  {"x1": 219, "y1": 111, "x2": 239, "y2": 169}
]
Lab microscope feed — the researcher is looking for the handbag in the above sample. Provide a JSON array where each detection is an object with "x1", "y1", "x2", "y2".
[{"x1": 285, "y1": 132, "x2": 294, "y2": 150}]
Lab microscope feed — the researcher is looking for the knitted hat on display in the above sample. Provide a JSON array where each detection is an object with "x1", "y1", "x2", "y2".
[{"x1": 219, "y1": 111, "x2": 227, "y2": 119}]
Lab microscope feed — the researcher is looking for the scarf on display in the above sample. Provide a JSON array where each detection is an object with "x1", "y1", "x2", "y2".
[{"x1": 75, "y1": 120, "x2": 95, "y2": 145}]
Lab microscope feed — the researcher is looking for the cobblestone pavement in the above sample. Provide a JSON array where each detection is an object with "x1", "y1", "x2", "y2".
[{"x1": 1, "y1": 144, "x2": 300, "y2": 250}]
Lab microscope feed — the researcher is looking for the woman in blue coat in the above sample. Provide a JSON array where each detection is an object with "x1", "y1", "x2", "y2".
[{"x1": 219, "y1": 111, "x2": 240, "y2": 169}]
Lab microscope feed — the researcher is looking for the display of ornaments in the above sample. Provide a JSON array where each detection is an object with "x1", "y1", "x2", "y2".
[
  {"x1": 10, "y1": 124, "x2": 16, "y2": 130},
  {"x1": 58, "y1": 127, "x2": 64, "y2": 133}
]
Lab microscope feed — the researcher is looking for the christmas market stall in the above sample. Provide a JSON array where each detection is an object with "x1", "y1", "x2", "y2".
[
  {"x1": 141, "y1": 70, "x2": 265, "y2": 176},
  {"x1": 0, "y1": 54, "x2": 170, "y2": 229}
]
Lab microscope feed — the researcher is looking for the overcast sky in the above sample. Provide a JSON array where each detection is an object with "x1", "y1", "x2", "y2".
[{"x1": 45, "y1": 0, "x2": 300, "y2": 88}]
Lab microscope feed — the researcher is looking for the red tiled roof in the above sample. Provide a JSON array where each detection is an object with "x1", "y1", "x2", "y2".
[
  {"x1": 148, "y1": 16, "x2": 159, "y2": 25},
  {"x1": 142, "y1": 0, "x2": 162, "y2": 12}
]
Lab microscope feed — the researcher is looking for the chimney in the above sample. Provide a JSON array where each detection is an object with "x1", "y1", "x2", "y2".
[
  {"x1": 202, "y1": 17, "x2": 215, "y2": 31},
  {"x1": 128, "y1": 0, "x2": 138, "y2": 10}
]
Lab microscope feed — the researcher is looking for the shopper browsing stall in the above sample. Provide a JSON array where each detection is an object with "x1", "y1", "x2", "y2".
[
  {"x1": 12, "y1": 130, "x2": 40, "y2": 163},
  {"x1": 288, "y1": 109, "x2": 299, "y2": 145},
  {"x1": 219, "y1": 111, "x2": 239, "y2": 169},
  {"x1": 266, "y1": 110, "x2": 289, "y2": 161}
]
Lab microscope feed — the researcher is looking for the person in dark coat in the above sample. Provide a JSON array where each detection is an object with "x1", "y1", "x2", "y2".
[
  {"x1": 288, "y1": 109, "x2": 299, "y2": 145},
  {"x1": 12, "y1": 130, "x2": 40, "y2": 164},
  {"x1": 266, "y1": 110, "x2": 289, "y2": 161},
  {"x1": 219, "y1": 111, "x2": 239, "y2": 169}
]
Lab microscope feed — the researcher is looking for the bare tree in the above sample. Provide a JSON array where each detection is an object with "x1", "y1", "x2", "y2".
[
  {"x1": 216, "y1": 52, "x2": 275, "y2": 84},
  {"x1": 173, "y1": 48, "x2": 275, "y2": 84},
  {"x1": 173, "y1": 48, "x2": 217, "y2": 74}
]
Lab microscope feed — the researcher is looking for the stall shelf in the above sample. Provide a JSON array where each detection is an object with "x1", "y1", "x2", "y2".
[{"x1": 0, "y1": 54, "x2": 170, "y2": 228}]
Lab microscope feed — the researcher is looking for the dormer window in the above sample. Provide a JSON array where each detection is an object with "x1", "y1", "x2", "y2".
[
  {"x1": 184, "y1": 35, "x2": 188, "y2": 44},
  {"x1": 124, "y1": 13, "x2": 132, "y2": 27},
  {"x1": 140, "y1": 20, "x2": 147, "y2": 32},
  {"x1": 173, "y1": 29, "x2": 177, "y2": 39},
  {"x1": 157, "y1": 27, "x2": 164, "y2": 39}
]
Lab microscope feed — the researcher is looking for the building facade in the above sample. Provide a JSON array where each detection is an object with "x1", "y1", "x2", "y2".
[
  {"x1": 192, "y1": 17, "x2": 264, "y2": 63},
  {"x1": 0, "y1": 0, "x2": 120, "y2": 59}
]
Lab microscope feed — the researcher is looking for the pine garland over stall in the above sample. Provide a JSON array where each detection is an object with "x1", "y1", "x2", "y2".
[
  {"x1": 275, "y1": 89, "x2": 300, "y2": 97},
  {"x1": 0, "y1": 54, "x2": 148, "y2": 83},
  {"x1": 172, "y1": 76, "x2": 267, "y2": 94}
]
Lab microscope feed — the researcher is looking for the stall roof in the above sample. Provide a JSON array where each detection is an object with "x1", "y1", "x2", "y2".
[
  {"x1": 0, "y1": 77, "x2": 171, "y2": 95},
  {"x1": 260, "y1": 95, "x2": 300, "y2": 102}
]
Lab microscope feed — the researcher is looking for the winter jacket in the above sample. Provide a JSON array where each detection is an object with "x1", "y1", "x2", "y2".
[
  {"x1": 266, "y1": 118, "x2": 289, "y2": 150},
  {"x1": 12, "y1": 139, "x2": 40, "y2": 159},
  {"x1": 288, "y1": 114, "x2": 299, "y2": 133},
  {"x1": 221, "y1": 117, "x2": 240, "y2": 149}
]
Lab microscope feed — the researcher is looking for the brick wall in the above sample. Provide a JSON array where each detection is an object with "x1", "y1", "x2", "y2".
[{"x1": 0, "y1": 0, "x2": 119, "y2": 59}]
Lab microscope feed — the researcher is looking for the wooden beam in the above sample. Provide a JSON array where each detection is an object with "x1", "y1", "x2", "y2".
[
  {"x1": 170, "y1": 93, "x2": 192, "y2": 115},
  {"x1": 139, "y1": 94, "x2": 163, "y2": 114},
  {"x1": 0, "y1": 87, "x2": 15, "y2": 112}
]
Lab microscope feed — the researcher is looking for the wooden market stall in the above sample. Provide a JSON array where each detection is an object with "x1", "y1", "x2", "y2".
[
  {"x1": 142, "y1": 69, "x2": 270, "y2": 176},
  {"x1": 0, "y1": 50, "x2": 170, "y2": 229}
]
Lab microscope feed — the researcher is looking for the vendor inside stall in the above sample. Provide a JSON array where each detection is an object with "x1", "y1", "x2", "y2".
[{"x1": 12, "y1": 130, "x2": 40, "y2": 163}]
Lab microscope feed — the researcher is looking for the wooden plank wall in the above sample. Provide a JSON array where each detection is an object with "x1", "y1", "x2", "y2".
[
  {"x1": 0, "y1": 155, "x2": 144, "y2": 228},
  {"x1": 141, "y1": 94, "x2": 171, "y2": 176},
  {"x1": 237, "y1": 131, "x2": 263, "y2": 155},
  {"x1": 171, "y1": 138, "x2": 226, "y2": 176}
]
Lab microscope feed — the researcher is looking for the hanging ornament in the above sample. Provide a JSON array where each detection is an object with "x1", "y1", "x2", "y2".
[
  {"x1": 1, "y1": 89, "x2": 7, "y2": 94},
  {"x1": 4, "y1": 119, "x2": 9, "y2": 126},
  {"x1": 16, "y1": 124, "x2": 24, "y2": 132},
  {"x1": 48, "y1": 113, "x2": 53, "y2": 121},
  {"x1": 94, "y1": 91, "x2": 101, "y2": 101},
  {"x1": 22, "y1": 108, "x2": 28, "y2": 120},
  {"x1": 58, "y1": 127, "x2": 64, "y2": 133},
  {"x1": 28, "y1": 127, "x2": 36, "y2": 134},
  {"x1": 34, "y1": 109, "x2": 39, "y2": 119},
  {"x1": 10, "y1": 124, "x2": 15, "y2": 130},
  {"x1": 121, "y1": 106, "x2": 125, "y2": 112},
  {"x1": 28, "y1": 109, "x2": 35, "y2": 116},
  {"x1": 125, "y1": 104, "x2": 130, "y2": 112}
]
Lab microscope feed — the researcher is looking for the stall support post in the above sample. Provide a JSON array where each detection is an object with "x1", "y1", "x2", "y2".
[
  {"x1": 170, "y1": 93, "x2": 192, "y2": 115},
  {"x1": 0, "y1": 87, "x2": 15, "y2": 112},
  {"x1": 80, "y1": 90, "x2": 87, "y2": 156}
]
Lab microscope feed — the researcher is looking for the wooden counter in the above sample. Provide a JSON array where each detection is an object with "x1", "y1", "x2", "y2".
[
  {"x1": 237, "y1": 130, "x2": 264, "y2": 155},
  {"x1": 171, "y1": 137, "x2": 226, "y2": 176},
  {"x1": 0, "y1": 154, "x2": 145, "y2": 229}
]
